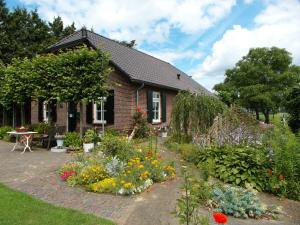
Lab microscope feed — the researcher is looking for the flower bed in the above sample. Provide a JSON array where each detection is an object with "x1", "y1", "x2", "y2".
[{"x1": 59, "y1": 135, "x2": 175, "y2": 195}]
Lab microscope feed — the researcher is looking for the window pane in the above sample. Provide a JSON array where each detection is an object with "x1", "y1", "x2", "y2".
[{"x1": 97, "y1": 112, "x2": 101, "y2": 120}]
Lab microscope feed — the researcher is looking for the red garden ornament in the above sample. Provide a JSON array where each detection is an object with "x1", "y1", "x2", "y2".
[{"x1": 213, "y1": 212, "x2": 228, "y2": 224}]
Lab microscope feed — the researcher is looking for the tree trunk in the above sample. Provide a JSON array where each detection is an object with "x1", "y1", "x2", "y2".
[
  {"x1": 79, "y1": 101, "x2": 83, "y2": 138},
  {"x1": 263, "y1": 109, "x2": 270, "y2": 124},
  {"x1": 255, "y1": 109, "x2": 259, "y2": 120},
  {"x1": 20, "y1": 103, "x2": 25, "y2": 126},
  {"x1": 3, "y1": 109, "x2": 7, "y2": 125},
  {"x1": 12, "y1": 104, "x2": 16, "y2": 128},
  {"x1": 66, "y1": 103, "x2": 69, "y2": 132},
  {"x1": 47, "y1": 103, "x2": 53, "y2": 150}
]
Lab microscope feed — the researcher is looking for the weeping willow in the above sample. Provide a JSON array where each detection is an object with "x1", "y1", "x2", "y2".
[{"x1": 171, "y1": 91, "x2": 226, "y2": 142}]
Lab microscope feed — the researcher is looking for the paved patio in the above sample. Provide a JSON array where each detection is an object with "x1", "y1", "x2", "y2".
[{"x1": 0, "y1": 140, "x2": 299, "y2": 225}]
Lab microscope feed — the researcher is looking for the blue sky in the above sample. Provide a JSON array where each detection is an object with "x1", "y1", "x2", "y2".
[{"x1": 6, "y1": 0, "x2": 300, "y2": 91}]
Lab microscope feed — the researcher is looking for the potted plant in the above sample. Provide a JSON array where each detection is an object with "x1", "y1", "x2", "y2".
[
  {"x1": 83, "y1": 129, "x2": 96, "y2": 153},
  {"x1": 160, "y1": 126, "x2": 168, "y2": 138}
]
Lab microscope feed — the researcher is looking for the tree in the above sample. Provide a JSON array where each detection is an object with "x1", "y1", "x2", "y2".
[
  {"x1": 285, "y1": 85, "x2": 300, "y2": 133},
  {"x1": 0, "y1": 58, "x2": 36, "y2": 127},
  {"x1": 214, "y1": 47, "x2": 299, "y2": 123},
  {"x1": 171, "y1": 91, "x2": 226, "y2": 142},
  {"x1": 0, "y1": 1, "x2": 76, "y2": 64},
  {"x1": 1, "y1": 8, "x2": 51, "y2": 64},
  {"x1": 0, "y1": 0, "x2": 9, "y2": 64},
  {"x1": 49, "y1": 16, "x2": 76, "y2": 41},
  {"x1": 32, "y1": 46, "x2": 112, "y2": 137}
]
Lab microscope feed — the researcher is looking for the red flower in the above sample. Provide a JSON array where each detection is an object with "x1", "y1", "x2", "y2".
[
  {"x1": 137, "y1": 106, "x2": 142, "y2": 113},
  {"x1": 60, "y1": 170, "x2": 77, "y2": 181},
  {"x1": 213, "y1": 212, "x2": 228, "y2": 224}
]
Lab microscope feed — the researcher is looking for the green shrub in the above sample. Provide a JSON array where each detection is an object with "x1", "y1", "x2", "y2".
[
  {"x1": 97, "y1": 134, "x2": 139, "y2": 161},
  {"x1": 64, "y1": 132, "x2": 82, "y2": 149},
  {"x1": 191, "y1": 179, "x2": 212, "y2": 205},
  {"x1": 212, "y1": 185, "x2": 280, "y2": 219},
  {"x1": 0, "y1": 126, "x2": 13, "y2": 140},
  {"x1": 83, "y1": 129, "x2": 97, "y2": 143},
  {"x1": 132, "y1": 110, "x2": 149, "y2": 139},
  {"x1": 263, "y1": 119, "x2": 300, "y2": 200},
  {"x1": 32, "y1": 122, "x2": 49, "y2": 134},
  {"x1": 200, "y1": 145, "x2": 268, "y2": 191},
  {"x1": 164, "y1": 140, "x2": 201, "y2": 164}
]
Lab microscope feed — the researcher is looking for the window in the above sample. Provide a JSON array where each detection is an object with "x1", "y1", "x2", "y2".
[
  {"x1": 42, "y1": 102, "x2": 49, "y2": 122},
  {"x1": 93, "y1": 97, "x2": 107, "y2": 124},
  {"x1": 152, "y1": 91, "x2": 161, "y2": 123}
]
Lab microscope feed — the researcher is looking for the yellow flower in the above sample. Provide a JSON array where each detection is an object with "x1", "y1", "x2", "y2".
[
  {"x1": 151, "y1": 160, "x2": 159, "y2": 165},
  {"x1": 138, "y1": 165, "x2": 144, "y2": 169},
  {"x1": 123, "y1": 182, "x2": 135, "y2": 189}
]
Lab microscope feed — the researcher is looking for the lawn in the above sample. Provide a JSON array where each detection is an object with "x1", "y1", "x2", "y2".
[{"x1": 0, "y1": 183, "x2": 115, "y2": 225}]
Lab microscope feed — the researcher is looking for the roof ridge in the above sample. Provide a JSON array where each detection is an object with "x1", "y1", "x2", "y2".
[{"x1": 57, "y1": 30, "x2": 82, "y2": 45}]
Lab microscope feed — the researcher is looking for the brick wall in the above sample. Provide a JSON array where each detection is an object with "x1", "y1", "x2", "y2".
[{"x1": 31, "y1": 70, "x2": 178, "y2": 132}]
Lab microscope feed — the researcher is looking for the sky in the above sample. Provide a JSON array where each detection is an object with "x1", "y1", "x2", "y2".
[{"x1": 6, "y1": 0, "x2": 300, "y2": 91}]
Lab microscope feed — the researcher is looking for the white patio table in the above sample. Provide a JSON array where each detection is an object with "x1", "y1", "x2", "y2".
[{"x1": 7, "y1": 131, "x2": 38, "y2": 154}]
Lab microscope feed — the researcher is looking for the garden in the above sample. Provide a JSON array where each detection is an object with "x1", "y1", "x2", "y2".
[
  {"x1": 59, "y1": 129, "x2": 176, "y2": 195},
  {"x1": 166, "y1": 92, "x2": 300, "y2": 225}
]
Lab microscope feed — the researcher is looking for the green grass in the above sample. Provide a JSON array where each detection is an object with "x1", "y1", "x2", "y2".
[
  {"x1": 0, "y1": 183, "x2": 116, "y2": 225},
  {"x1": 257, "y1": 112, "x2": 288, "y2": 123}
]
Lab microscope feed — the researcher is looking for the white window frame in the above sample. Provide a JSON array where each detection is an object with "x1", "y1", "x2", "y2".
[
  {"x1": 42, "y1": 101, "x2": 49, "y2": 123},
  {"x1": 152, "y1": 91, "x2": 161, "y2": 123},
  {"x1": 93, "y1": 97, "x2": 107, "y2": 124}
]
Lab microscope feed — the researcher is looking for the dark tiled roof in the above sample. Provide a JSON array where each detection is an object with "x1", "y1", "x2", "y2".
[{"x1": 47, "y1": 29, "x2": 210, "y2": 94}]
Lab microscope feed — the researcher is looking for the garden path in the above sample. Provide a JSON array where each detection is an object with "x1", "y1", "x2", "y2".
[{"x1": 0, "y1": 140, "x2": 299, "y2": 225}]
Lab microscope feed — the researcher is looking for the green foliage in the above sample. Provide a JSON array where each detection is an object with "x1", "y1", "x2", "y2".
[
  {"x1": 79, "y1": 165, "x2": 108, "y2": 185},
  {"x1": 165, "y1": 141, "x2": 201, "y2": 164},
  {"x1": 32, "y1": 122, "x2": 49, "y2": 134},
  {"x1": 132, "y1": 109, "x2": 149, "y2": 139},
  {"x1": 0, "y1": 2, "x2": 76, "y2": 65},
  {"x1": 200, "y1": 145, "x2": 268, "y2": 191},
  {"x1": 212, "y1": 185, "x2": 280, "y2": 219},
  {"x1": 97, "y1": 134, "x2": 138, "y2": 161},
  {"x1": 64, "y1": 132, "x2": 82, "y2": 149},
  {"x1": 214, "y1": 47, "x2": 299, "y2": 123},
  {"x1": 285, "y1": 85, "x2": 300, "y2": 133},
  {"x1": 263, "y1": 119, "x2": 300, "y2": 200},
  {"x1": 190, "y1": 179, "x2": 212, "y2": 205},
  {"x1": 0, "y1": 125, "x2": 12, "y2": 139},
  {"x1": 175, "y1": 171, "x2": 210, "y2": 225},
  {"x1": 171, "y1": 92, "x2": 226, "y2": 142},
  {"x1": 83, "y1": 129, "x2": 97, "y2": 143}
]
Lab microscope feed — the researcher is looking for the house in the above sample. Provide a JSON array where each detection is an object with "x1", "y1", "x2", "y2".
[{"x1": 30, "y1": 29, "x2": 210, "y2": 132}]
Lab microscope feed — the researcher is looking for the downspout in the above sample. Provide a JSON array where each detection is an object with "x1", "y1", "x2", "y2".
[{"x1": 136, "y1": 83, "x2": 145, "y2": 108}]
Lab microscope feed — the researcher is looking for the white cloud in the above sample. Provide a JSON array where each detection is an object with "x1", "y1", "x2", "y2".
[
  {"x1": 193, "y1": 0, "x2": 300, "y2": 91},
  {"x1": 20, "y1": 0, "x2": 236, "y2": 43}
]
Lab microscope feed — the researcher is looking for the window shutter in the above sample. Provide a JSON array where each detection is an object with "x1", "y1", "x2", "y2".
[
  {"x1": 147, "y1": 90, "x2": 153, "y2": 123},
  {"x1": 161, "y1": 91, "x2": 167, "y2": 123},
  {"x1": 105, "y1": 90, "x2": 114, "y2": 124},
  {"x1": 50, "y1": 100, "x2": 57, "y2": 123},
  {"x1": 38, "y1": 99, "x2": 43, "y2": 122},
  {"x1": 86, "y1": 102, "x2": 93, "y2": 124}
]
